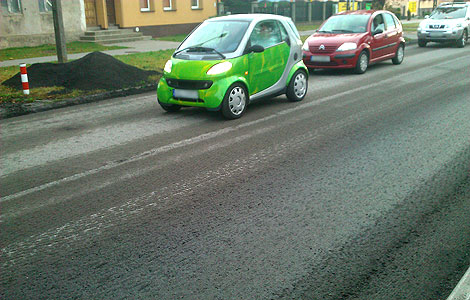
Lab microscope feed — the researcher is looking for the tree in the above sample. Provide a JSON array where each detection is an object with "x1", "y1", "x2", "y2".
[{"x1": 371, "y1": 0, "x2": 386, "y2": 10}]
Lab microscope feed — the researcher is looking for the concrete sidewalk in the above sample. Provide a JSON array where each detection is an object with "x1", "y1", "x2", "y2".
[{"x1": 0, "y1": 39, "x2": 180, "y2": 67}]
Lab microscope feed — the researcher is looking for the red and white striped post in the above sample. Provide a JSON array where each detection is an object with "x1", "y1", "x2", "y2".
[{"x1": 19, "y1": 63, "x2": 30, "y2": 95}]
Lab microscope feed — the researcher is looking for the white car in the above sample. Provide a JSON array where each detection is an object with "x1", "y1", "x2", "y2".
[{"x1": 417, "y1": 2, "x2": 470, "y2": 48}]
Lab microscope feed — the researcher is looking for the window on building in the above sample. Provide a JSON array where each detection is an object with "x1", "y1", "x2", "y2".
[
  {"x1": 163, "y1": 0, "x2": 173, "y2": 11},
  {"x1": 1, "y1": 0, "x2": 22, "y2": 13},
  {"x1": 191, "y1": 0, "x2": 200, "y2": 9},
  {"x1": 38, "y1": 0, "x2": 52, "y2": 12},
  {"x1": 140, "y1": 0, "x2": 150, "y2": 11}
]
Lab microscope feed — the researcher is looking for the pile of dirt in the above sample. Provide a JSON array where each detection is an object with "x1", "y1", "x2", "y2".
[{"x1": 3, "y1": 52, "x2": 159, "y2": 91}]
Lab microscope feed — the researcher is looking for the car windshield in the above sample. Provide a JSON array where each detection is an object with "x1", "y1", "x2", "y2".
[
  {"x1": 319, "y1": 15, "x2": 370, "y2": 33},
  {"x1": 177, "y1": 20, "x2": 249, "y2": 55},
  {"x1": 429, "y1": 6, "x2": 467, "y2": 19}
]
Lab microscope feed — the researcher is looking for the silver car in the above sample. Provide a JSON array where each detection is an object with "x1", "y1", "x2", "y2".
[{"x1": 417, "y1": 2, "x2": 470, "y2": 47}]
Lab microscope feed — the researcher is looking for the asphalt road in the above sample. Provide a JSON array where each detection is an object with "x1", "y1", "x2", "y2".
[{"x1": 1, "y1": 43, "x2": 470, "y2": 299}]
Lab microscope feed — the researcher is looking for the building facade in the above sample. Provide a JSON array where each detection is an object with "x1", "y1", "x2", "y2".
[
  {"x1": 0, "y1": 0, "x2": 86, "y2": 48},
  {"x1": 1, "y1": 0, "x2": 218, "y2": 49},
  {"x1": 385, "y1": 0, "x2": 446, "y2": 17},
  {"x1": 82, "y1": 0, "x2": 218, "y2": 37}
]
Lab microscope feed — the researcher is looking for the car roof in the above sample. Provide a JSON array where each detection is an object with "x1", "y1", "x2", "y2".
[
  {"x1": 207, "y1": 14, "x2": 292, "y2": 23},
  {"x1": 336, "y1": 10, "x2": 376, "y2": 16},
  {"x1": 438, "y1": 2, "x2": 470, "y2": 7}
]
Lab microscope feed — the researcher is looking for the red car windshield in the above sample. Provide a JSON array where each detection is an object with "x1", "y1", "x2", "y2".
[{"x1": 319, "y1": 15, "x2": 370, "y2": 33}]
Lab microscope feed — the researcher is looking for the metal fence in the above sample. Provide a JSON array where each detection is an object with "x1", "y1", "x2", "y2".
[{"x1": 220, "y1": 1, "x2": 338, "y2": 22}]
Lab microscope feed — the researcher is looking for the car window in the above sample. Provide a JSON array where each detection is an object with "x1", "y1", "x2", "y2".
[
  {"x1": 249, "y1": 21, "x2": 282, "y2": 49},
  {"x1": 178, "y1": 20, "x2": 249, "y2": 55},
  {"x1": 430, "y1": 6, "x2": 467, "y2": 19},
  {"x1": 319, "y1": 15, "x2": 370, "y2": 33},
  {"x1": 372, "y1": 14, "x2": 385, "y2": 33},
  {"x1": 278, "y1": 21, "x2": 290, "y2": 44},
  {"x1": 384, "y1": 13, "x2": 396, "y2": 30}
]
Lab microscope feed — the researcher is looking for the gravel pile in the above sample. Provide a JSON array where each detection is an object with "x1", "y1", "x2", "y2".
[{"x1": 3, "y1": 52, "x2": 159, "y2": 91}]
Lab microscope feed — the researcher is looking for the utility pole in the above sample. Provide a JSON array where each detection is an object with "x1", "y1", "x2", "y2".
[{"x1": 52, "y1": 0, "x2": 68, "y2": 63}]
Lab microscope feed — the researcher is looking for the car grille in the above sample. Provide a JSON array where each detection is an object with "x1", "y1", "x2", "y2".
[
  {"x1": 166, "y1": 78, "x2": 213, "y2": 90},
  {"x1": 429, "y1": 24, "x2": 445, "y2": 29},
  {"x1": 310, "y1": 45, "x2": 337, "y2": 54}
]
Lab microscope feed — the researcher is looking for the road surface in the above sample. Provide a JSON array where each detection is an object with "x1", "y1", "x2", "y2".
[{"x1": 1, "y1": 43, "x2": 470, "y2": 299}]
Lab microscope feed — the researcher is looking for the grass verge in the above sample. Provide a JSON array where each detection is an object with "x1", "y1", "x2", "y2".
[
  {"x1": 402, "y1": 23, "x2": 420, "y2": 32},
  {"x1": 295, "y1": 22, "x2": 322, "y2": 32},
  {"x1": 0, "y1": 49, "x2": 175, "y2": 104},
  {"x1": 0, "y1": 42, "x2": 127, "y2": 61}
]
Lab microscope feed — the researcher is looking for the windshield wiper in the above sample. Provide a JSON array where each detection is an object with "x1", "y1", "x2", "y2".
[
  {"x1": 174, "y1": 32, "x2": 228, "y2": 58},
  {"x1": 331, "y1": 29, "x2": 355, "y2": 33},
  {"x1": 175, "y1": 46, "x2": 226, "y2": 59},
  {"x1": 318, "y1": 30, "x2": 332, "y2": 33}
]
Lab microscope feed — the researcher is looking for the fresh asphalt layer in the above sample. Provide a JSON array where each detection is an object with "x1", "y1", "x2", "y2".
[{"x1": 1, "y1": 43, "x2": 469, "y2": 299}]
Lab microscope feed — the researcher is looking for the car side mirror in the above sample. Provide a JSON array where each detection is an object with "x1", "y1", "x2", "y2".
[
  {"x1": 248, "y1": 45, "x2": 265, "y2": 53},
  {"x1": 425, "y1": 15, "x2": 430, "y2": 19},
  {"x1": 374, "y1": 28, "x2": 384, "y2": 35}
]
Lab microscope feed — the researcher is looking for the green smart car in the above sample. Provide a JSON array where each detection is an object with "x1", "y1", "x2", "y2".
[{"x1": 157, "y1": 14, "x2": 308, "y2": 119}]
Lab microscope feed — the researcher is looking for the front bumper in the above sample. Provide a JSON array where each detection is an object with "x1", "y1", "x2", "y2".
[
  {"x1": 302, "y1": 50, "x2": 359, "y2": 69},
  {"x1": 157, "y1": 76, "x2": 233, "y2": 109},
  {"x1": 417, "y1": 28, "x2": 464, "y2": 42}
]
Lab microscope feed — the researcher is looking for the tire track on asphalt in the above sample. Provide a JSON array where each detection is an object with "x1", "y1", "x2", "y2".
[
  {"x1": 275, "y1": 147, "x2": 470, "y2": 300},
  {"x1": 1, "y1": 99, "x2": 411, "y2": 267},
  {"x1": 2, "y1": 53, "x2": 469, "y2": 204}
]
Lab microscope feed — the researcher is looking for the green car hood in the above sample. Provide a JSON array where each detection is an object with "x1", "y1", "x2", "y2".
[{"x1": 168, "y1": 58, "x2": 224, "y2": 80}]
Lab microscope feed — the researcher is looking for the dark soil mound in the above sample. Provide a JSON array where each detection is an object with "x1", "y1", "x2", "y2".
[{"x1": 3, "y1": 52, "x2": 159, "y2": 91}]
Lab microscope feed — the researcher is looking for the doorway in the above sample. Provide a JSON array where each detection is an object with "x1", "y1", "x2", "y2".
[
  {"x1": 106, "y1": 0, "x2": 116, "y2": 25},
  {"x1": 85, "y1": 0, "x2": 98, "y2": 27}
]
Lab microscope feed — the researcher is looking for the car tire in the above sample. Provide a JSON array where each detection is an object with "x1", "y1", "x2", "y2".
[
  {"x1": 159, "y1": 101, "x2": 181, "y2": 112},
  {"x1": 418, "y1": 39, "x2": 427, "y2": 47},
  {"x1": 354, "y1": 51, "x2": 369, "y2": 74},
  {"x1": 392, "y1": 43, "x2": 405, "y2": 65},
  {"x1": 221, "y1": 83, "x2": 248, "y2": 120},
  {"x1": 286, "y1": 69, "x2": 308, "y2": 102},
  {"x1": 456, "y1": 30, "x2": 467, "y2": 48}
]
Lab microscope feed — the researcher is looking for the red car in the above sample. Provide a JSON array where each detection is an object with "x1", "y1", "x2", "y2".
[{"x1": 302, "y1": 10, "x2": 405, "y2": 74}]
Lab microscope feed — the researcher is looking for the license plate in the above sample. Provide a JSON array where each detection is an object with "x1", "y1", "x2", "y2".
[
  {"x1": 173, "y1": 89, "x2": 198, "y2": 100},
  {"x1": 429, "y1": 32, "x2": 444, "y2": 37},
  {"x1": 311, "y1": 55, "x2": 330, "y2": 63}
]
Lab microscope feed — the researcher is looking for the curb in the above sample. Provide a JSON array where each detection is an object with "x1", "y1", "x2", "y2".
[
  {"x1": 447, "y1": 266, "x2": 470, "y2": 300},
  {"x1": 0, "y1": 83, "x2": 157, "y2": 120}
]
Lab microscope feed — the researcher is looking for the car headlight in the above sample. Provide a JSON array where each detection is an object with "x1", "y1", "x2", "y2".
[
  {"x1": 337, "y1": 42, "x2": 357, "y2": 52},
  {"x1": 206, "y1": 61, "x2": 232, "y2": 75},
  {"x1": 456, "y1": 23, "x2": 463, "y2": 28},
  {"x1": 302, "y1": 40, "x2": 310, "y2": 52},
  {"x1": 164, "y1": 60, "x2": 172, "y2": 73}
]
